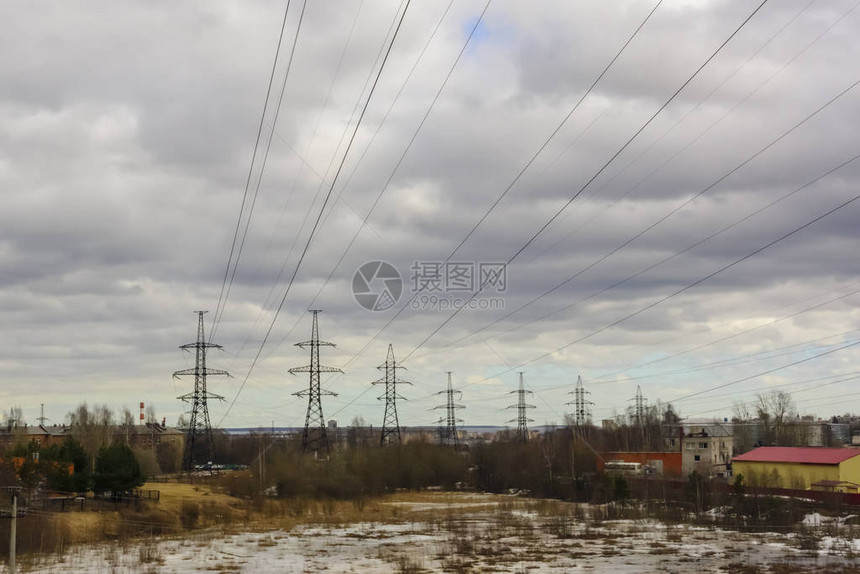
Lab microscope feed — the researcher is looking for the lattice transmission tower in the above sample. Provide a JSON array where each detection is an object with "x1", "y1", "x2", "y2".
[
  {"x1": 289, "y1": 310, "x2": 342, "y2": 455},
  {"x1": 566, "y1": 375, "x2": 592, "y2": 427},
  {"x1": 507, "y1": 372, "x2": 535, "y2": 441},
  {"x1": 373, "y1": 344, "x2": 411, "y2": 446},
  {"x1": 173, "y1": 311, "x2": 230, "y2": 472},
  {"x1": 631, "y1": 385, "x2": 647, "y2": 427},
  {"x1": 434, "y1": 372, "x2": 464, "y2": 448}
]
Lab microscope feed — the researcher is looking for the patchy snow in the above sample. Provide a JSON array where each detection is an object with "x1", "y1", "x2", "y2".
[{"x1": 14, "y1": 504, "x2": 860, "y2": 573}]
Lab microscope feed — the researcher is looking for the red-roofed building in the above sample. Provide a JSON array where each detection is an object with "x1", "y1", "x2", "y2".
[{"x1": 732, "y1": 447, "x2": 860, "y2": 489}]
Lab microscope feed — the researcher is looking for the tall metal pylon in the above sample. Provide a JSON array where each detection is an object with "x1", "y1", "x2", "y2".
[
  {"x1": 36, "y1": 404, "x2": 49, "y2": 426},
  {"x1": 632, "y1": 385, "x2": 647, "y2": 427},
  {"x1": 566, "y1": 374, "x2": 592, "y2": 427},
  {"x1": 507, "y1": 372, "x2": 535, "y2": 441},
  {"x1": 173, "y1": 311, "x2": 230, "y2": 472},
  {"x1": 433, "y1": 372, "x2": 464, "y2": 447},
  {"x1": 373, "y1": 344, "x2": 411, "y2": 446},
  {"x1": 289, "y1": 310, "x2": 342, "y2": 455}
]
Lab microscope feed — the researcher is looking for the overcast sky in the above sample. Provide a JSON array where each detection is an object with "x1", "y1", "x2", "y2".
[{"x1": 3, "y1": 0, "x2": 860, "y2": 430}]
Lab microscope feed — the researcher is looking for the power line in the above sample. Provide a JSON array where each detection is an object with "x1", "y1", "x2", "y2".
[
  {"x1": 582, "y1": 284, "x2": 860, "y2": 385},
  {"x1": 409, "y1": 148, "x2": 860, "y2": 363},
  {"x1": 213, "y1": 0, "x2": 308, "y2": 338},
  {"x1": 676, "y1": 372, "x2": 860, "y2": 411},
  {"x1": 402, "y1": 0, "x2": 771, "y2": 362},
  {"x1": 528, "y1": 0, "x2": 857, "y2": 265},
  {"x1": 323, "y1": 0, "x2": 666, "y2": 386},
  {"x1": 212, "y1": 0, "x2": 293, "y2": 335},
  {"x1": 673, "y1": 338, "x2": 860, "y2": 404},
  {"x1": 590, "y1": 329, "x2": 860, "y2": 387},
  {"x1": 218, "y1": 0, "x2": 413, "y2": 427},
  {"x1": 218, "y1": 0, "x2": 407, "y2": 374},
  {"x1": 456, "y1": 187, "x2": 860, "y2": 392},
  {"x1": 263, "y1": 0, "x2": 466, "y2": 360}
]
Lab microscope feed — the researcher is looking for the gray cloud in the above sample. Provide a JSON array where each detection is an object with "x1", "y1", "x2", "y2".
[{"x1": 2, "y1": 0, "x2": 860, "y2": 429}]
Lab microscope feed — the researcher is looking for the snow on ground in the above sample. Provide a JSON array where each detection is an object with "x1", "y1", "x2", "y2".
[{"x1": 12, "y1": 502, "x2": 860, "y2": 573}]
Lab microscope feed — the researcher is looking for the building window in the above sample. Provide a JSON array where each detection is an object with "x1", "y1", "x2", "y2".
[
  {"x1": 699, "y1": 442, "x2": 708, "y2": 449},
  {"x1": 694, "y1": 455, "x2": 701, "y2": 462}
]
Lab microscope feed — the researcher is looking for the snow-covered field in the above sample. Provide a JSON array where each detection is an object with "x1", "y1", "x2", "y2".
[{"x1": 13, "y1": 499, "x2": 860, "y2": 573}]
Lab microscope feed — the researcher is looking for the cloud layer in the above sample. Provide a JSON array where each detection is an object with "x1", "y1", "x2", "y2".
[{"x1": 2, "y1": 0, "x2": 860, "y2": 429}]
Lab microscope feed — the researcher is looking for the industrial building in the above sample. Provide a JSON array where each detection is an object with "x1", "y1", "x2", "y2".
[{"x1": 732, "y1": 447, "x2": 860, "y2": 490}]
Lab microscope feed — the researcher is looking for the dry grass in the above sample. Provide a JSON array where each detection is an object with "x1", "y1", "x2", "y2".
[{"x1": 145, "y1": 482, "x2": 242, "y2": 514}]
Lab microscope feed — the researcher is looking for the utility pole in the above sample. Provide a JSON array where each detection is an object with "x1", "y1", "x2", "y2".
[
  {"x1": 289, "y1": 310, "x2": 342, "y2": 455},
  {"x1": 507, "y1": 372, "x2": 535, "y2": 442},
  {"x1": 6, "y1": 487, "x2": 20, "y2": 574},
  {"x1": 566, "y1": 375, "x2": 592, "y2": 427},
  {"x1": 433, "y1": 372, "x2": 464, "y2": 448},
  {"x1": 173, "y1": 311, "x2": 230, "y2": 472},
  {"x1": 373, "y1": 344, "x2": 411, "y2": 446}
]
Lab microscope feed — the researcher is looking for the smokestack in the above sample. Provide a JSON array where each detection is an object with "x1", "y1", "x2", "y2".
[{"x1": 140, "y1": 402, "x2": 145, "y2": 425}]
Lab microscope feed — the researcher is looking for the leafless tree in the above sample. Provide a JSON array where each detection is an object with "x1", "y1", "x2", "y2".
[
  {"x1": 145, "y1": 404, "x2": 157, "y2": 424},
  {"x1": 67, "y1": 403, "x2": 115, "y2": 469},
  {"x1": 119, "y1": 407, "x2": 135, "y2": 445},
  {"x1": 7, "y1": 406, "x2": 24, "y2": 429},
  {"x1": 756, "y1": 391, "x2": 797, "y2": 445}
]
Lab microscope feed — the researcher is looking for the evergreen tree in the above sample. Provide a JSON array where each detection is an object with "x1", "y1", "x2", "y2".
[{"x1": 93, "y1": 443, "x2": 144, "y2": 494}]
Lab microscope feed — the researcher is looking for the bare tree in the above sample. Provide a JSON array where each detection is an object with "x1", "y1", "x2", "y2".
[
  {"x1": 120, "y1": 407, "x2": 135, "y2": 445},
  {"x1": 67, "y1": 403, "x2": 115, "y2": 469},
  {"x1": 732, "y1": 401, "x2": 752, "y2": 422},
  {"x1": 7, "y1": 406, "x2": 24, "y2": 429},
  {"x1": 145, "y1": 404, "x2": 157, "y2": 424},
  {"x1": 756, "y1": 391, "x2": 797, "y2": 446}
]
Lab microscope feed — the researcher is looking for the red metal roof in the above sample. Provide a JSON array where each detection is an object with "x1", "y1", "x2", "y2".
[{"x1": 733, "y1": 447, "x2": 860, "y2": 465}]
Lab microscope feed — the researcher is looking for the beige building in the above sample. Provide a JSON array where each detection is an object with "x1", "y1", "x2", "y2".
[{"x1": 682, "y1": 424, "x2": 733, "y2": 478}]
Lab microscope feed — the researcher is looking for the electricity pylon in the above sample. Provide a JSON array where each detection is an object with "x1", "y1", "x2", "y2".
[
  {"x1": 632, "y1": 385, "x2": 647, "y2": 427},
  {"x1": 507, "y1": 372, "x2": 535, "y2": 441},
  {"x1": 373, "y1": 344, "x2": 411, "y2": 446},
  {"x1": 173, "y1": 311, "x2": 230, "y2": 472},
  {"x1": 434, "y1": 372, "x2": 464, "y2": 448},
  {"x1": 289, "y1": 310, "x2": 342, "y2": 455},
  {"x1": 566, "y1": 375, "x2": 592, "y2": 427}
]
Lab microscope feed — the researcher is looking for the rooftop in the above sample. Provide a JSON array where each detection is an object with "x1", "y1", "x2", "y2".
[{"x1": 733, "y1": 447, "x2": 860, "y2": 465}]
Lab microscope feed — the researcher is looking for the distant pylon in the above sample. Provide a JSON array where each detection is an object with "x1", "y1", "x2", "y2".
[
  {"x1": 433, "y1": 372, "x2": 464, "y2": 447},
  {"x1": 507, "y1": 372, "x2": 536, "y2": 441},
  {"x1": 632, "y1": 385, "x2": 647, "y2": 427},
  {"x1": 36, "y1": 404, "x2": 49, "y2": 426},
  {"x1": 173, "y1": 311, "x2": 230, "y2": 472},
  {"x1": 566, "y1": 375, "x2": 592, "y2": 427},
  {"x1": 373, "y1": 344, "x2": 411, "y2": 446},
  {"x1": 289, "y1": 310, "x2": 342, "y2": 455}
]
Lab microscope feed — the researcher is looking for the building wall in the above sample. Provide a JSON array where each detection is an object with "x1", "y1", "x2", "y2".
[
  {"x1": 682, "y1": 432, "x2": 732, "y2": 477},
  {"x1": 732, "y1": 461, "x2": 840, "y2": 489},
  {"x1": 838, "y1": 455, "x2": 860, "y2": 484}
]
